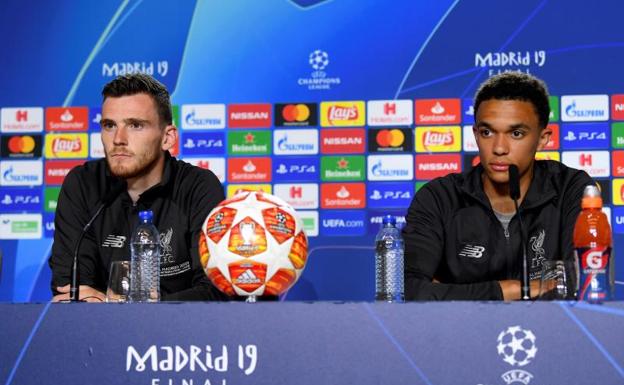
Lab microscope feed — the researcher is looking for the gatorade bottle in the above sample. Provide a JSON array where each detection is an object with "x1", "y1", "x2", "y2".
[{"x1": 573, "y1": 185, "x2": 613, "y2": 302}]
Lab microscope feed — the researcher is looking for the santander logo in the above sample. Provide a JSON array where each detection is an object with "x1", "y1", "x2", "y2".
[{"x1": 327, "y1": 105, "x2": 358, "y2": 124}]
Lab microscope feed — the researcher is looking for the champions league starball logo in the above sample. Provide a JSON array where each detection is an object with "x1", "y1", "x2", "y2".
[
  {"x1": 496, "y1": 326, "x2": 538, "y2": 385},
  {"x1": 297, "y1": 49, "x2": 340, "y2": 90},
  {"x1": 309, "y1": 49, "x2": 329, "y2": 70}
]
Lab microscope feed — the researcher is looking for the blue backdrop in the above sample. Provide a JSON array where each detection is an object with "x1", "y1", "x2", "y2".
[{"x1": 0, "y1": 0, "x2": 623, "y2": 301}]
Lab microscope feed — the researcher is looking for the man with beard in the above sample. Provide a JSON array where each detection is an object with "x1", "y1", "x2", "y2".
[{"x1": 49, "y1": 74, "x2": 227, "y2": 301}]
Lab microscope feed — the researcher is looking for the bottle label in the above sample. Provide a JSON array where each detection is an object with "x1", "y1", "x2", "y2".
[{"x1": 576, "y1": 246, "x2": 611, "y2": 301}]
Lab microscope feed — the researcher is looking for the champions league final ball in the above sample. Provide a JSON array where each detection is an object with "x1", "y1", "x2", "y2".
[{"x1": 199, "y1": 191, "x2": 308, "y2": 298}]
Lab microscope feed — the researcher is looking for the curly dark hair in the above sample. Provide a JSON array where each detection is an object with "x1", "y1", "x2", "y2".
[
  {"x1": 102, "y1": 73, "x2": 172, "y2": 126},
  {"x1": 474, "y1": 72, "x2": 550, "y2": 128}
]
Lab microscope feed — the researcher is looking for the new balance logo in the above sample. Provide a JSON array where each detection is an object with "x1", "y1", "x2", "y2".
[
  {"x1": 102, "y1": 235, "x2": 126, "y2": 248},
  {"x1": 459, "y1": 244, "x2": 485, "y2": 259},
  {"x1": 236, "y1": 269, "x2": 261, "y2": 284}
]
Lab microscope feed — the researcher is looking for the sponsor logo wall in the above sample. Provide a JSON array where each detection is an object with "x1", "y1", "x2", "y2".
[{"x1": 0, "y1": 94, "x2": 622, "y2": 240}]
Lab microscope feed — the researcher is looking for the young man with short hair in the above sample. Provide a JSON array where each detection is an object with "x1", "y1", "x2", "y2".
[
  {"x1": 403, "y1": 72, "x2": 593, "y2": 300},
  {"x1": 50, "y1": 73, "x2": 227, "y2": 301}
]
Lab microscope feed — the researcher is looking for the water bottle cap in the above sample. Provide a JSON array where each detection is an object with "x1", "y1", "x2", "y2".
[
  {"x1": 138, "y1": 210, "x2": 154, "y2": 222},
  {"x1": 382, "y1": 215, "x2": 396, "y2": 225}
]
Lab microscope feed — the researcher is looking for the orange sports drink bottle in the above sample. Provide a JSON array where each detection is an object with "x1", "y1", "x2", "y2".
[{"x1": 573, "y1": 185, "x2": 613, "y2": 302}]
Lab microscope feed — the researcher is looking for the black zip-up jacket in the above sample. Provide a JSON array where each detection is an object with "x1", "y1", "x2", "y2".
[
  {"x1": 402, "y1": 160, "x2": 593, "y2": 300},
  {"x1": 49, "y1": 152, "x2": 229, "y2": 301}
]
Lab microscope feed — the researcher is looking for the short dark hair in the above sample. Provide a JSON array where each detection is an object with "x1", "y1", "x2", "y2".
[
  {"x1": 102, "y1": 73, "x2": 172, "y2": 126},
  {"x1": 474, "y1": 72, "x2": 550, "y2": 128}
]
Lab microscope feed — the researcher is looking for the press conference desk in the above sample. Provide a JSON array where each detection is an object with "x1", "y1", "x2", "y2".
[{"x1": 1, "y1": 302, "x2": 623, "y2": 385}]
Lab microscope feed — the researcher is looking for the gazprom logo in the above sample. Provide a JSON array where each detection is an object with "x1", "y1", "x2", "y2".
[
  {"x1": 0, "y1": 160, "x2": 43, "y2": 186},
  {"x1": 561, "y1": 95, "x2": 608, "y2": 122},
  {"x1": 367, "y1": 154, "x2": 413, "y2": 181},
  {"x1": 273, "y1": 129, "x2": 318, "y2": 155},
  {"x1": 181, "y1": 104, "x2": 225, "y2": 129}
]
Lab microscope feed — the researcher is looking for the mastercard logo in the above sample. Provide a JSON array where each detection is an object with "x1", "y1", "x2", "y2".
[
  {"x1": 8, "y1": 136, "x2": 36, "y2": 153},
  {"x1": 282, "y1": 104, "x2": 310, "y2": 122},
  {"x1": 376, "y1": 129, "x2": 405, "y2": 147}
]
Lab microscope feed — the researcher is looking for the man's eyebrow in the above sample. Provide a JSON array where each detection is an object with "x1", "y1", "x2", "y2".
[
  {"x1": 99, "y1": 118, "x2": 114, "y2": 125},
  {"x1": 123, "y1": 118, "x2": 150, "y2": 124}
]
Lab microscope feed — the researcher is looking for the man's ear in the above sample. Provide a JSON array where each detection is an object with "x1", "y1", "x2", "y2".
[
  {"x1": 536, "y1": 124, "x2": 552, "y2": 151},
  {"x1": 161, "y1": 125, "x2": 178, "y2": 151}
]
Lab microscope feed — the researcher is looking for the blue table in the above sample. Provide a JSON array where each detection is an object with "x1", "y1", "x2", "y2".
[{"x1": 1, "y1": 302, "x2": 623, "y2": 385}]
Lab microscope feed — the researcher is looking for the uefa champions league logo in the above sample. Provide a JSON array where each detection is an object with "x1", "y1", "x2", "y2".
[
  {"x1": 297, "y1": 49, "x2": 340, "y2": 90},
  {"x1": 309, "y1": 49, "x2": 329, "y2": 71},
  {"x1": 496, "y1": 326, "x2": 537, "y2": 385}
]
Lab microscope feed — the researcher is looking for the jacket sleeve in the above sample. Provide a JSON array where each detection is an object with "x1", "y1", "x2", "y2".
[
  {"x1": 402, "y1": 182, "x2": 504, "y2": 301},
  {"x1": 48, "y1": 167, "x2": 102, "y2": 294},
  {"x1": 162, "y1": 169, "x2": 230, "y2": 301}
]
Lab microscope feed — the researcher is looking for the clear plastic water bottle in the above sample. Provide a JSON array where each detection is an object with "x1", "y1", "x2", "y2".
[
  {"x1": 130, "y1": 210, "x2": 160, "y2": 302},
  {"x1": 375, "y1": 215, "x2": 404, "y2": 302}
]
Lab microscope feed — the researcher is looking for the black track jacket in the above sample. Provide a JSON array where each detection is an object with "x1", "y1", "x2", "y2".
[
  {"x1": 402, "y1": 160, "x2": 593, "y2": 300},
  {"x1": 49, "y1": 152, "x2": 229, "y2": 301}
]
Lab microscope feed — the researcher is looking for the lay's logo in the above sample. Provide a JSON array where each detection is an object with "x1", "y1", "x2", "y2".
[
  {"x1": 45, "y1": 133, "x2": 88, "y2": 158},
  {"x1": 320, "y1": 101, "x2": 365, "y2": 127},
  {"x1": 416, "y1": 126, "x2": 461, "y2": 152}
]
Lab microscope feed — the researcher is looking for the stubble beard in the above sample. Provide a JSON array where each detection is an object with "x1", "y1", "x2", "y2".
[{"x1": 107, "y1": 147, "x2": 161, "y2": 180}]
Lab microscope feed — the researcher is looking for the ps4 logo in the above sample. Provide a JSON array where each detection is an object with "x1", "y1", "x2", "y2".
[
  {"x1": 1, "y1": 194, "x2": 40, "y2": 205},
  {"x1": 561, "y1": 123, "x2": 609, "y2": 150},
  {"x1": 563, "y1": 131, "x2": 606, "y2": 141},
  {"x1": 275, "y1": 164, "x2": 316, "y2": 174},
  {"x1": 273, "y1": 157, "x2": 319, "y2": 182},
  {"x1": 183, "y1": 138, "x2": 223, "y2": 148},
  {"x1": 0, "y1": 188, "x2": 41, "y2": 211},
  {"x1": 367, "y1": 182, "x2": 413, "y2": 208},
  {"x1": 181, "y1": 133, "x2": 225, "y2": 155},
  {"x1": 369, "y1": 190, "x2": 411, "y2": 200}
]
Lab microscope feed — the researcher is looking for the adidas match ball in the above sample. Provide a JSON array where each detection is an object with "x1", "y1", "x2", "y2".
[{"x1": 199, "y1": 191, "x2": 308, "y2": 297}]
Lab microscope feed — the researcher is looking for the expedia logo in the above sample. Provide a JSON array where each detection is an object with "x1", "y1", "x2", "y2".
[
  {"x1": 320, "y1": 101, "x2": 365, "y2": 127},
  {"x1": 275, "y1": 103, "x2": 317, "y2": 126},
  {"x1": 416, "y1": 127, "x2": 461, "y2": 152},
  {"x1": 45, "y1": 134, "x2": 88, "y2": 158}
]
